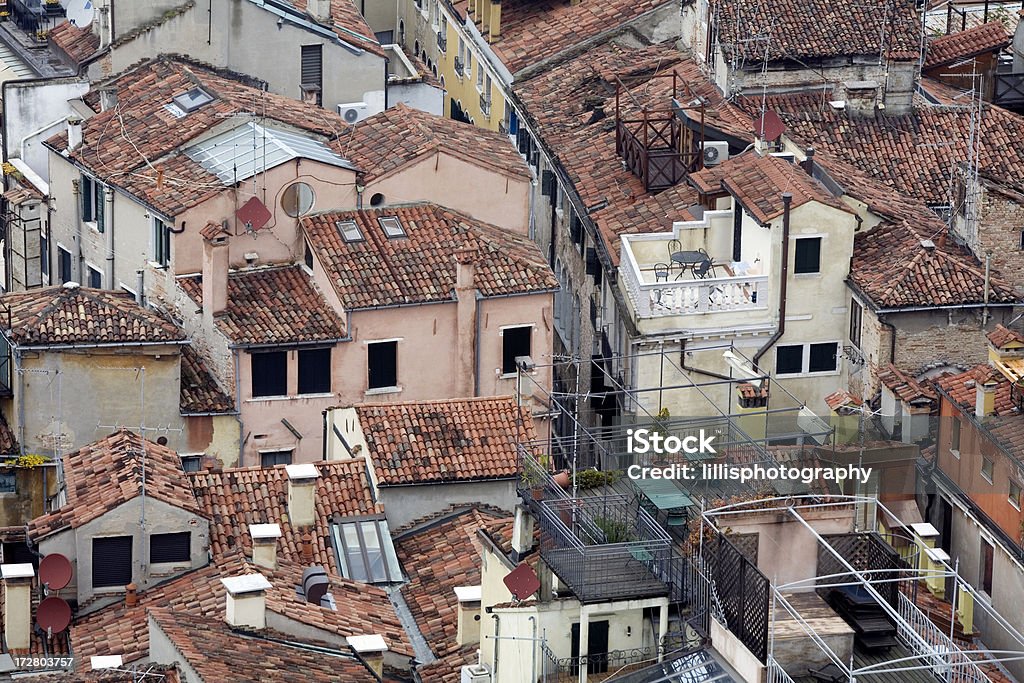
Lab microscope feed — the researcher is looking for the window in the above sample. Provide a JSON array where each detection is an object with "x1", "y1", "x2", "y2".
[
  {"x1": 153, "y1": 218, "x2": 170, "y2": 268},
  {"x1": 87, "y1": 265, "x2": 102, "y2": 289},
  {"x1": 331, "y1": 517, "x2": 402, "y2": 583},
  {"x1": 849, "y1": 298, "x2": 862, "y2": 349},
  {"x1": 336, "y1": 219, "x2": 364, "y2": 243},
  {"x1": 776, "y1": 342, "x2": 839, "y2": 375},
  {"x1": 0, "y1": 472, "x2": 15, "y2": 494},
  {"x1": 172, "y1": 87, "x2": 214, "y2": 113},
  {"x1": 81, "y1": 174, "x2": 105, "y2": 232},
  {"x1": 502, "y1": 326, "x2": 532, "y2": 375},
  {"x1": 1011, "y1": 481, "x2": 1021, "y2": 510},
  {"x1": 92, "y1": 536, "x2": 132, "y2": 588},
  {"x1": 40, "y1": 232, "x2": 48, "y2": 279},
  {"x1": 465, "y1": 50, "x2": 472, "y2": 77},
  {"x1": 304, "y1": 241, "x2": 314, "y2": 269},
  {"x1": 476, "y1": 62, "x2": 484, "y2": 91},
  {"x1": 793, "y1": 237, "x2": 821, "y2": 274},
  {"x1": 300, "y1": 45, "x2": 323, "y2": 106},
  {"x1": 57, "y1": 246, "x2": 72, "y2": 284},
  {"x1": 367, "y1": 341, "x2": 397, "y2": 390},
  {"x1": 261, "y1": 449, "x2": 293, "y2": 468},
  {"x1": 180, "y1": 455, "x2": 202, "y2": 473},
  {"x1": 150, "y1": 532, "x2": 190, "y2": 564},
  {"x1": 298, "y1": 347, "x2": 331, "y2": 394},
  {"x1": 1019, "y1": 230, "x2": 1024, "y2": 250},
  {"x1": 378, "y1": 216, "x2": 406, "y2": 238},
  {"x1": 981, "y1": 456, "x2": 994, "y2": 483},
  {"x1": 980, "y1": 539, "x2": 994, "y2": 595},
  {"x1": 457, "y1": 37, "x2": 465, "y2": 76},
  {"x1": 251, "y1": 350, "x2": 287, "y2": 397},
  {"x1": 282, "y1": 182, "x2": 316, "y2": 217},
  {"x1": 951, "y1": 418, "x2": 961, "y2": 454}
]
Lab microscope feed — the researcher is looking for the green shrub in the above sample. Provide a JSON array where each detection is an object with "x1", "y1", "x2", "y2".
[{"x1": 575, "y1": 469, "x2": 617, "y2": 490}]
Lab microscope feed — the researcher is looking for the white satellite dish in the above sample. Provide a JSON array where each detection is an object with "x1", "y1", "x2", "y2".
[{"x1": 66, "y1": 0, "x2": 95, "y2": 28}]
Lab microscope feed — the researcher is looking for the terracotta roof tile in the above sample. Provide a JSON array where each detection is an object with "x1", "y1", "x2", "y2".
[
  {"x1": 302, "y1": 203, "x2": 556, "y2": 309},
  {"x1": 187, "y1": 460, "x2": 382, "y2": 575},
  {"x1": 925, "y1": 22, "x2": 1010, "y2": 69},
  {"x1": 877, "y1": 365, "x2": 937, "y2": 404},
  {"x1": 357, "y1": 396, "x2": 536, "y2": 486},
  {"x1": 288, "y1": 0, "x2": 384, "y2": 57},
  {"x1": 935, "y1": 365, "x2": 1015, "y2": 415},
  {"x1": 333, "y1": 103, "x2": 528, "y2": 182},
  {"x1": 824, "y1": 389, "x2": 863, "y2": 412},
  {"x1": 0, "y1": 285, "x2": 185, "y2": 346},
  {"x1": 987, "y1": 324, "x2": 1024, "y2": 350},
  {"x1": 0, "y1": 412, "x2": 19, "y2": 455},
  {"x1": 179, "y1": 345, "x2": 234, "y2": 414},
  {"x1": 713, "y1": 0, "x2": 921, "y2": 62},
  {"x1": 48, "y1": 20, "x2": 100, "y2": 64},
  {"x1": 179, "y1": 265, "x2": 346, "y2": 345},
  {"x1": 28, "y1": 430, "x2": 202, "y2": 540},
  {"x1": 44, "y1": 57, "x2": 354, "y2": 218}
]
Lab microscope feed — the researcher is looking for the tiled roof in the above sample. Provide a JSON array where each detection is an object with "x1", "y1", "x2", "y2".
[
  {"x1": 178, "y1": 265, "x2": 346, "y2": 345},
  {"x1": 935, "y1": 365, "x2": 1015, "y2": 415},
  {"x1": 924, "y1": 22, "x2": 1010, "y2": 69},
  {"x1": 22, "y1": 666, "x2": 181, "y2": 682},
  {"x1": 450, "y1": 0, "x2": 672, "y2": 75},
  {"x1": 357, "y1": 396, "x2": 536, "y2": 486},
  {"x1": 44, "y1": 57, "x2": 354, "y2": 218},
  {"x1": 0, "y1": 285, "x2": 184, "y2": 347},
  {"x1": 0, "y1": 411, "x2": 19, "y2": 455},
  {"x1": 753, "y1": 91, "x2": 1024, "y2": 204},
  {"x1": 987, "y1": 324, "x2": 1024, "y2": 349},
  {"x1": 513, "y1": 40, "x2": 753, "y2": 265},
  {"x1": 48, "y1": 20, "x2": 100, "y2": 64},
  {"x1": 824, "y1": 389, "x2": 863, "y2": 411},
  {"x1": 179, "y1": 345, "x2": 234, "y2": 414},
  {"x1": 689, "y1": 152, "x2": 851, "y2": 224},
  {"x1": 394, "y1": 507, "x2": 511, "y2": 668},
  {"x1": 877, "y1": 365, "x2": 937, "y2": 404},
  {"x1": 333, "y1": 103, "x2": 529, "y2": 181},
  {"x1": 28, "y1": 430, "x2": 202, "y2": 540},
  {"x1": 302, "y1": 203, "x2": 556, "y2": 309},
  {"x1": 73, "y1": 552, "x2": 411, "y2": 666},
  {"x1": 187, "y1": 459, "x2": 382, "y2": 575},
  {"x1": 148, "y1": 608, "x2": 376, "y2": 681},
  {"x1": 287, "y1": 0, "x2": 384, "y2": 57},
  {"x1": 712, "y1": 0, "x2": 921, "y2": 62}
]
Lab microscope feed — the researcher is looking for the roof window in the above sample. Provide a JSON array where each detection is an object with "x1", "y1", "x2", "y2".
[
  {"x1": 336, "y1": 220, "x2": 364, "y2": 243},
  {"x1": 172, "y1": 87, "x2": 214, "y2": 114},
  {"x1": 330, "y1": 517, "x2": 402, "y2": 584},
  {"x1": 378, "y1": 216, "x2": 406, "y2": 239}
]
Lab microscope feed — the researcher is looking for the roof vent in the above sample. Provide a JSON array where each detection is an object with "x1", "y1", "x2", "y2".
[
  {"x1": 172, "y1": 87, "x2": 214, "y2": 114},
  {"x1": 920, "y1": 239, "x2": 936, "y2": 250}
]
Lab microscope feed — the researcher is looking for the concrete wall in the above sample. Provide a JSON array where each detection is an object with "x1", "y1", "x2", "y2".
[
  {"x1": 182, "y1": 414, "x2": 240, "y2": 468},
  {"x1": 0, "y1": 463, "x2": 57, "y2": 526},
  {"x1": 38, "y1": 496, "x2": 209, "y2": 612},
  {"x1": 710, "y1": 618, "x2": 762, "y2": 683},
  {"x1": 3, "y1": 78, "x2": 90, "y2": 180},
  {"x1": 13, "y1": 346, "x2": 183, "y2": 457},
  {"x1": 110, "y1": 0, "x2": 187, "y2": 39},
  {"x1": 387, "y1": 79, "x2": 444, "y2": 115},
  {"x1": 379, "y1": 479, "x2": 516, "y2": 529}
]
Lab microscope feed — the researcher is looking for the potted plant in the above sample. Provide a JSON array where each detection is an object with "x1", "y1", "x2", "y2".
[{"x1": 520, "y1": 468, "x2": 546, "y2": 500}]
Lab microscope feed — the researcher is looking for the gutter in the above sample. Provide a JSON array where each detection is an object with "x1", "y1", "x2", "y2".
[
  {"x1": 474, "y1": 293, "x2": 482, "y2": 397},
  {"x1": 228, "y1": 336, "x2": 351, "y2": 351},
  {"x1": 12, "y1": 339, "x2": 190, "y2": 352},
  {"x1": 752, "y1": 193, "x2": 792, "y2": 370}
]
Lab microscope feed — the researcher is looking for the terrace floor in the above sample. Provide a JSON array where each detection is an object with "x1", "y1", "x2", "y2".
[
  {"x1": 543, "y1": 547, "x2": 670, "y2": 604},
  {"x1": 791, "y1": 643, "x2": 941, "y2": 683}
]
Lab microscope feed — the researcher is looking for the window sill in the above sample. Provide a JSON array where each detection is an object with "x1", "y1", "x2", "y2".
[
  {"x1": 775, "y1": 370, "x2": 841, "y2": 378},
  {"x1": 93, "y1": 586, "x2": 128, "y2": 595},
  {"x1": 793, "y1": 272, "x2": 821, "y2": 279},
  {"x1": 365, "y1": 386, "x2": 402, "y2": 396},
  {"x1": 950, "y1": 449, "x2": 960, "y2": 460},
  {"x1": 1010, "y1": 499, "x2": 1021, "y2": 511},
  {"x1": 246, "y1": 395, "x2": 293, "y2": 402},
  {"x1": 295, "y1": 392, "x2": 335, "y2": 399}
]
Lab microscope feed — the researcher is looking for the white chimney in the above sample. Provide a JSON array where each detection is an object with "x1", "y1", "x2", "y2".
[
  {"x1": 67, "y1": 115, "x2": 83, "y2": 151},
  {"x1": 308, "y1": 0, "x2": 331, "y2": 22},
  {"x1": 201, "y1": 232, "x2": 229, "y2": 330},
  {"x1": 347, "y1": 634, "x2": 388, "y2": 677},
  {"x1": 976, "y1": 378, "x2": 999, "y2": 418},
  {"x1": 510, "y1": 505, "x2": 535, "y2": 561},
  {"x1": 454, "y1": 586, "x2": 482, "y2": 646},
  {"x1": 221, "y1": 574, "x2": 272, "y2": 629},
  {"x1": 250, "y1": 523, "x2": 282, "y2": 570},
  {"x1": 2, "y1": 564, "x2": 34, "y2": 650},
  {"x1": 286, "y1": 463, "x2": 320, "y2": 528}
]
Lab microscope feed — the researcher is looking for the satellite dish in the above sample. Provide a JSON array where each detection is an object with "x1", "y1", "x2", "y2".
[
  {"x1": 503, "y1": 563, "x2": 541, "y2": 601},
  {"x1": 37, "y1": 597, "x2": 72, "y2": 635},
  {"x1": 65, "y1": 0, "x2": 94, "y2": 27},
  {"x1": 39, "y1": 554, "x2": 73, "y2": 591}
]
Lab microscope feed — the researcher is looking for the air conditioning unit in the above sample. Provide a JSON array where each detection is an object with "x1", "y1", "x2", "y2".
[
  {"x1": 702, "y1": 141, "x2": 729, "y2": 166},
  {"x1": 460, "y1": 664, "x2": 491, "y2": 683},
  {"x1": 338, "y1": 102, "x2": 370, "y2": 124}
]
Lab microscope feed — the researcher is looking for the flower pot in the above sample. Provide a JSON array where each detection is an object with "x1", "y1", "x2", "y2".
[
  {"x1": 531, "y1": 487, "x2": 544, "y2": 501},
  {"x1": 553, "y1": 470, "x2": 571, "y2": 489}
]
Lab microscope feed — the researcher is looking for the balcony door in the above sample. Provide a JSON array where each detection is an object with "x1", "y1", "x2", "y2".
[{"x1": 570, "y1": 620, "x2": 609, "y2": 674}]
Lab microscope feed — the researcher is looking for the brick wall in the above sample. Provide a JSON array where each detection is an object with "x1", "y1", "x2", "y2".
[{"x1": 975, "y1": 182, "x2": 1024, "y2": 294}]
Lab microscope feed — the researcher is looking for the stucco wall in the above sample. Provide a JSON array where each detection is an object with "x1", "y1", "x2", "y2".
[
  {"x1": 380, "y1": 480, "x2": 516, "y2": 529},
  {"x1": 4, "y1": 78, "x2": 90, "y2": 181}
]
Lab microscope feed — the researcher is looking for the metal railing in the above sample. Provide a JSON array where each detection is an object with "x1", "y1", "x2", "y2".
[
  {"x1": 480, "y1": 93, "x2": 491, "y2": 117},
  {"x1": 453, "y1": 56, "x2": 463, "y2": 76},
  {"x1": 436, "y1": 30, "x2": 446, "y2": 52},
  {"x1": 895, "y1": 592, "x2": 989, "y2": 683},
  {"x1": 766, "y1": 656, "x2": 797, "y2": 683},
  {"x1": 619, "y1": 260, "x2": 769, "y2": 319}
]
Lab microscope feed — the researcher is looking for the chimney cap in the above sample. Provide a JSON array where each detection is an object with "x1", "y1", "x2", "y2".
[
  {"x1": 286, "y1": 463, "x2": 320, "y2": 481},
  {"x1": 90, "y1": 655, "x2": 124, "y2": 670},
  {"x1": 220, "y1": 574, "x2": 272, "y2": 596},
  {"x1": 454, "y1": 585, "x2": 482, "y2": 603},
  {"x1": 1, "y1": 563, "x2": 34, "y2": 580},
  {"x1": 67, "y1": 114, "x2": 83, "y2": 125},
  {"x1": 920, "y1": 239, "x2": 935, "y2": 250},
  {"x1": 347, "y1": 634, "x2": 389, "y2": 654},
  {"x1": 250, "y1": 523, "x2": 282, "y2": 540}
]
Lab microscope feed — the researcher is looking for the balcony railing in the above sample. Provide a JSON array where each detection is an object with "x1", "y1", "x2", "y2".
[
  {"x1": 453, "y1": 56, "x2": 463, "y2": 77},
  {"x1": 436, "y1": 31, "x2": 447, "y2": 52},
  {"x1": 621, "y1": 264, "x2": 769, "y2": 318},
  {"x1": 480, "y1": 93, "x2": 491, "y2": 117}
]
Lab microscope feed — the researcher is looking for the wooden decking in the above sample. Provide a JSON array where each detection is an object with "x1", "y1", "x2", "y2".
[{"x1": 791, "y1": 641, "x2": 942, "y2": 683}]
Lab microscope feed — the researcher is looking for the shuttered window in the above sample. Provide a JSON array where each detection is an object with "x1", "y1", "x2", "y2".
[
  {"x1": 150, "y1": 532, "x2": 190, "y2": 564},
  {"x1": 92, "y1": 536, "x2": 132, "y2": 588},
  {"x1": 300, "y1": 45, "x2": 323, "y2": 105}
]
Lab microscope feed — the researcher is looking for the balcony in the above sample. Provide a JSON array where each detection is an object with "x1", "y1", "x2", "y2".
[
  {"x1": 453, "y1": 56, "x2": 463, "y2": 77},
  {"x1": 479, "y1": 93, "x2": 491, "y2": 117},
  {"x1": 436, "y1": 31, "x2": 447, "y2": 53}
]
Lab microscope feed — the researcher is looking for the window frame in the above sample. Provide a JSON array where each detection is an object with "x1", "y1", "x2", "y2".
[
  {"x1": 1010, "y1": 481, "x2": 1021, "y2": 511},
  {"x1": 849, "y1": 298, "x2": 863, "y2": 349},
  {"x1": 250, "y1": 350, "x2": 288, "y2": 398},
  {"x1": 950, "y1": 417, "x2": 961, "y2": 456},
  {"x1": 149, "y1": 531, "x2": 191, "y2": 565},
  {"x1": 152, "y1": 217, "x2": 171, "y2": 268},
  {"x1": 0, "y1": 471, "x2": 15, "y2": 494},
  {"x1": 260, "y1": 449, "x2": 294, "y2": 468},
  {"x1": 793, "y1": 236, "x2": 822, "y2": 275},
  {"x1": 980, "y1": 539, "x2": 994, "y2": 595},
  {"x1": 92, "y1": 535, "x2": 133, "y2": 588},
  {"x1": 981, "y1": 456, "x2": 994, "y2": 484},
  {"x1": 57, "y1": 245, "x2": 73, "y2": 284},
  {"x1": 367, "y1": 340, "x2": 398, "y2": 391},
  {"x1": 501, "y1": 325, "x2": 533, "y2": 375},
  {"x1": 87, "y1": 264, "x2": 102, "y2": 289},
  {"x1": 81, "y1": 174, "x2": 105, "y2": 232},
  {"x1": 297, "y1": 347, "x2": 332, "y2": 395},
  {"x1": 331, "y1": 516, "x2": 402, "y2": 584},
  {"x1": 775, "y1": 341, "x2": 840, "y2": 376}
]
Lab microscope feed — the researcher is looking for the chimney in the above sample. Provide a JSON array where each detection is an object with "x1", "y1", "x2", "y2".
[
  {"x1": 125, "y1": 582, "x2": 138, "y2": 607},
  {"x1": 99, "y1": 87, "x2": 118, "y2": 112},
  {"x1": 976, "y1": 377, "x2": 999, "y2": 418},
  {"x1": 801, "y1": 147, "x2": 815, "y2": 176},
  {"x1": 2, "y1": 564, "x2": 34, "y2": 650},
  {"x1": 510, "y1": 505, "x2": 534, "y2": 562},
  {"x1": 843, "y1": 81, "x2": 878, "y2": 118},
  {"x1": 347, "y1": 634, "x2": 389, "y2": 677},
  {"x1": 454, "y1": 586, "x2": 482, "y2": 646},
  {"x1": 300, "y1": 531, "x2": 314, "y2": 563},
  {"x1": 221, "y1": 574, "x2": 272, "y2": 629},
  {"x1": 67, "y1": 115, "x2": 83, "y2": 151},
  {"x1": 489, "y1": 0, "x2": 501, "y2": 40},
  {"x1": 201, "y1": 232, "x2": 229, "y2": 330},
  {"x1": 308, "y1": 0, "x2": 331, "y2": 23},
  {"x1": 454, "y1": 248, "x2": 477, "y2": 395},
  {"x1": 250, "y1": 523, "x2": 282, "y2": 570},
  {"x1": 286, "y1": 463, "x2": 320, "y2": 528}
]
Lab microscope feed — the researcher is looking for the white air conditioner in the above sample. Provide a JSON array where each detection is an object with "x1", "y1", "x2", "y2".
[
  {"x1": 460, "y1": 664, "x2": 492, "y2": 683},
  {"x1": 338, "y1": 102, "x2": 370, "y2": 124},
  {"x1": 702, "y1": 141, "x2": 729, "y2": 166}
]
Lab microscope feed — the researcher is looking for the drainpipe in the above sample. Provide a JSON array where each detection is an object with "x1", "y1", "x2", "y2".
[
  {"x1": 234, "y1": 348, "x2": 243, "y2": 467},
  {"x1": 528, "y1": 615, "x2": 537, "y2": 683},
  {"x1": 135, "y1": 270, "x2": 144, "y2": 305},
  {"x1": 752, "y1": 193, "x2": 792, "y2": 371},
  {"x1": 72, "y1": 179, "x2": 83, "y2": 284},
  {"x1": 15, "y1": 348, "x2": 24, "y2": 456},
  {"x1": 474, "y1": 294, "x2": 482, "y2": 396},
  {"x1": 104, "y1": 187, "x2": 114, "y2": 288},
  {"x1": 491, "y1": 614, "x2": 500, "y2": 676},
  {"x1": 321, "y1": 409, "x2": 328, "y2": 461},
  {"x1": 982, "y1": 251, "x2": 991, "y2": 327}
]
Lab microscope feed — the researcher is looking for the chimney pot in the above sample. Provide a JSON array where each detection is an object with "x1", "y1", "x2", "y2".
[
  {"x1": 301, "y1": 531, "x2": 314, "y2": 563},
  {"x1": 66, "y1": 115, "x2": 83, "y2": 152},
  {"x1": 221, "y1": 574, "x2": 272, "y2": 630},
  {"x1": 125, "y1": 582, "x2": 138, "y2": 607},
  {"x1": 286, "y1": 463, "x2": 320, "y2": 528}
]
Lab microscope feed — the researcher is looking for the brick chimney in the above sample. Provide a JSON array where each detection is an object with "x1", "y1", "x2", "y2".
[
  {"x1": 454, "y1": 248, "x2": 477, "y2": 395},
  {"x1": 347, "y1": 634, "x2": 388, "y2": 677},
  {"x1": 2, "y1": 564, "x2": 34, "y2": 650},
  {"x1": 286, "y1": 463, "x2": 320, "y2": 528},
  {"x1": 976, "y1": 377, "x2": 999, "y2": 418},
  {"x1": 250, "y1": 523, "x2": 282, "y2": 570},
  {"x1": 221, "y1": 574, "x2": 272, "y2": 629},
  {"x1": 67, "y1": 115, "x2": 83, "y2": 151},
  {"x1": 454, "y1": 586, "x2": 482, "y2": 646},
  {"x1": 202, "y1": 232, "x2": 229, "y2": 331},
  {"x1": 125, "y1": 583, "x2": 138, "y2": 607},
  {"x1": 843, "y1": 81, "x2": 878, "y2": 118}
]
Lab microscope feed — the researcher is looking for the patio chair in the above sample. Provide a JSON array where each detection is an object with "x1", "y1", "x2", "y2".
[
  {"x1": 693, "y1": 259, "x2": 712, "y2": 279},
  {"x1": 667, "y1": 239, "x2": 682, "y2": 257},
  {"x1": 654, "y1": 262, "x2": 670, "y2": 282}
]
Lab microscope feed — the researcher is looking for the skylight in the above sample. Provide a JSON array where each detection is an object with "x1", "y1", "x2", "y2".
[
  {"x1": 378, "y1": 216, "x2": 406, "y2": 239},
  {"x1": 172, "y1": 87, "x2": 214, "y2": 113},
  {"x1": 330, "y1": 517, "x2": 402, "y2": 584},
  {"x1": 336, "y1": 220, "x2": 364, "y2": 243}
]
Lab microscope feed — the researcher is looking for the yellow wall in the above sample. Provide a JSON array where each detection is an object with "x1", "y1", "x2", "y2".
[{"x1": 436, "y1": 6, "x2": 505, "y2": 131}]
